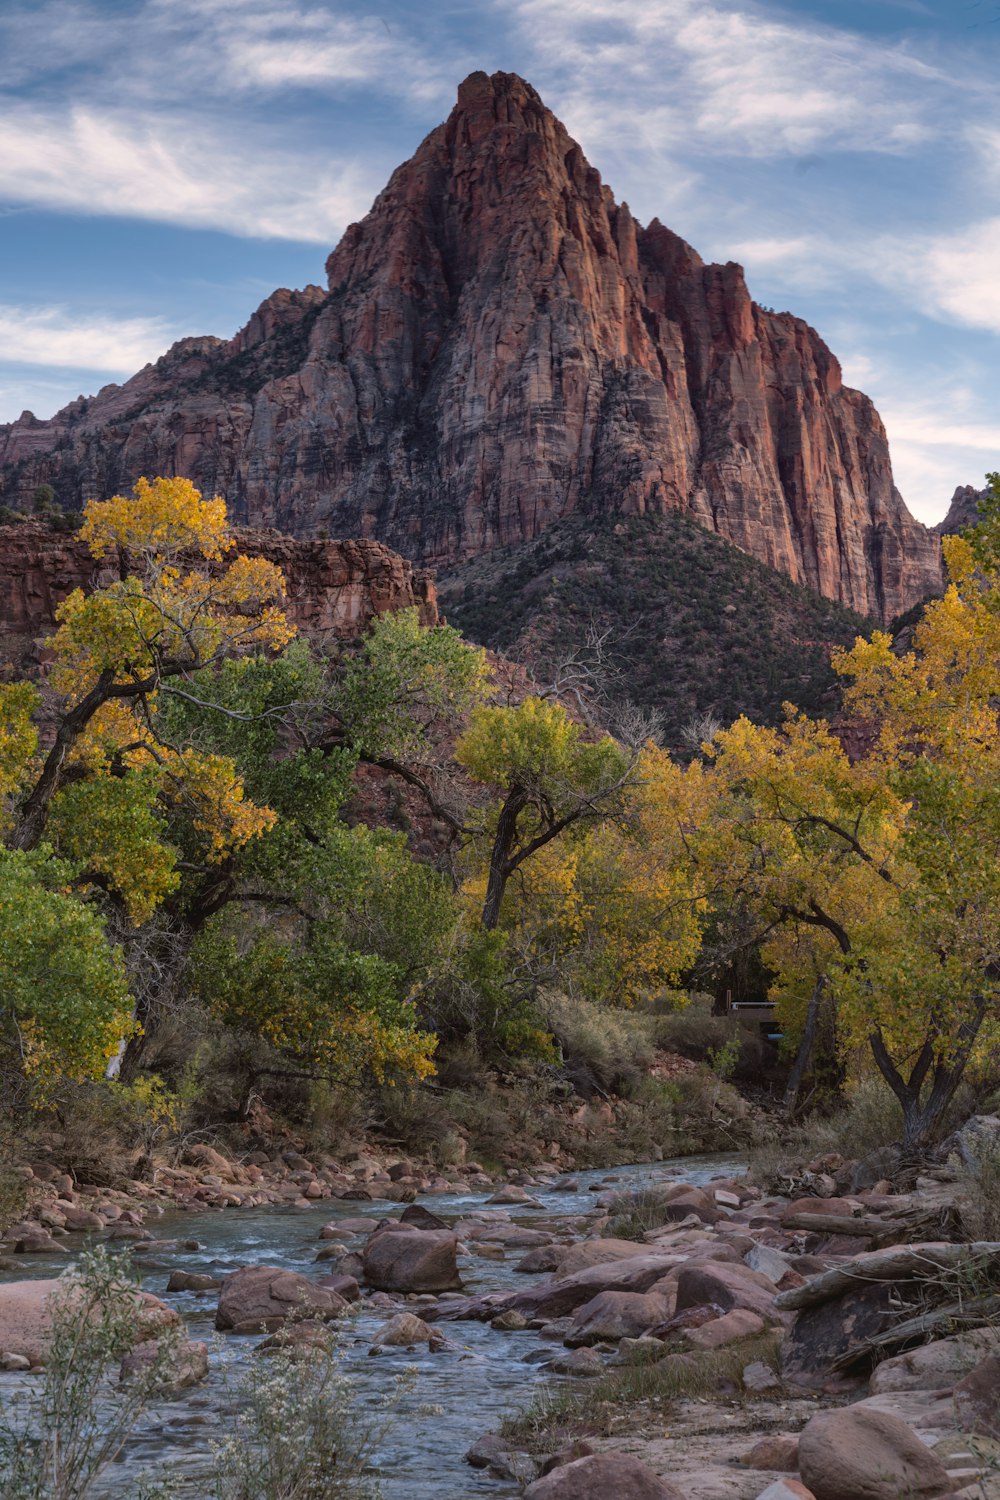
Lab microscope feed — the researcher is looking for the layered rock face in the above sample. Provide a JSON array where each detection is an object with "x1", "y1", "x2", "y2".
[
  {"x1": 0, "y1": 522, "x2": 437, "y2": 637},
  {"x1": 936, "y1": 484, "x2": 988, "y2": 536},
  {"x1": 0, "y1": 72, "x2": 942, "y2": 622}
]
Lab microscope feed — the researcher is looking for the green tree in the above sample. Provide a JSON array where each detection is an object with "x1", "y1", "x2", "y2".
[{"x1": 455, "y1": 695, "x2": 638, "y2": 930}]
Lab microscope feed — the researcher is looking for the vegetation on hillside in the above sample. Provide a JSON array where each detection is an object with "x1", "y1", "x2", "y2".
[{"x1": 438, "y1": 511, "x2": 875, "y2": 747}]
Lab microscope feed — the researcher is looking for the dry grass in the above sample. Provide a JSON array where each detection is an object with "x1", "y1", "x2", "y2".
[{"x1": 501, "y1": 1331, "x2": 783, "y2": 1447}]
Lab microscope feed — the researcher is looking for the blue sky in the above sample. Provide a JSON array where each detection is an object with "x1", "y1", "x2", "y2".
[{"x1": 0, "y1": 0, "x2": 997, "y2": 525}]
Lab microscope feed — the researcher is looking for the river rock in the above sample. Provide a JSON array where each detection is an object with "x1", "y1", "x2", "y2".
[
  {"x1": 954, "y1": 1354, "x2": 1000, "y2": 1439},
  {"x1": 741, "y1": 1434, "x2": 800, "y2": 1469},
  {"x1": 515, "y1": 1246, "x2": 562, "y2": 1273},
  {"x1": 489, "y1": 1185, "x2": 541, "y2": 1206},
  {"x1": 506, "y1": 1254, "x2": 686, "y2": 1321},
  {"x1": 363, "y1": 1226, "x2": 461, "y2": 1292},
  {"x1": 120, "y1": 1337, "x2": 209, "y2": 1390},
  {"x1": 797, "y1": 1406, "x2": 953, "y2": 1500},
  {"x1": 316, "y1": 1273, "x2": 360, "y2": 1302},
  {"x1": 523, "y1": 1452, "x2": 683, "y2": 1498},
  {"x1": 673, "y1": 1261, "x2": 780, "y2": 1322},
  {"x1": 215, "y1": 1267, "x2": 347, "y2": 1333},
  {"x1": 781, "y1": 1282, "x2": 896, "y2": 1388},
  {"x1": 165, "y1": 1271, "x2": 222, "y2": 1293},
  {"x1": 255, "y1": 1319, "x2": 335, "y2": 1357},
  {"x1": 566, "y1": 1290, "x2": 676, "y2": 1346},
  {"x1": 556, "y1": 1239, "x2": 654, "y2": 1276},
  {"x1": 547, "y1": 1346, "x2": 603, "y2": 1376},
  {"x1": 0, "y1": 1278, "x2": 177, "y2": 1364},
  {"x1": 684, "y1": 1308, "x2": 766, "y2": 1349},
  {"x1": 870, "y1": 1327, "x2": 1000, "y2": 1393},
  {"x1": 370, "y1": 1312, "x2": 437, "y2": 1348},
  {"x1": 399, "y1": 1203, "x2": 448, "y2": 1231}
]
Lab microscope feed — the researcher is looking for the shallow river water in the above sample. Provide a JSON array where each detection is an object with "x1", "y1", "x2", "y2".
[{"x1": 5, "y1": 1153, "x2": 743, "y2": 1497}]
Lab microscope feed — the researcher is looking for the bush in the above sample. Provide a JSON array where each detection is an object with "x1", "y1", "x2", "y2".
[
  {"x1": 212, "y1": 1330, "x2": 402, "y2": 1500},
  {"x1": 541, "y1": 991, "x2": 657, "y2": 1095},
  {"x1": 0, "y1": 1246, "x2": 179, "y2": 1500}
]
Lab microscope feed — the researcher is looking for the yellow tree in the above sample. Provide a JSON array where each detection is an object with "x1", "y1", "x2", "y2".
[
  {"x1": 471, "y1": 744, "x2": 707, "y2": 1005},
  {"x1": 4, "y1": 477, "x2": 293, "y2": 912},
  {"x1": 683, "y1": 483, "x2": 1000, "y2": 1150},
  {"x1": 455, "y1": 696, "x2": 640, "y2": 931}
]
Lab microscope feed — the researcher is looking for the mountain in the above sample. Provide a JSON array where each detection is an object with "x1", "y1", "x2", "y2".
[
  {"x1": 0, "y1": 71, "x2": 941, "y2": 624},
  {"x1": 439, "y1": 511, "x2": 874, "y2": 749},
  {"x1": 936, "y1": 484, "x2": 988, "y2": 535}
]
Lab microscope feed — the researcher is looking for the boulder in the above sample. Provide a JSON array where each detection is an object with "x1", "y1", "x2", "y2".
[
  {"x1": 684, "y1": 1308, "x2": 766, "y2": 1349},
  {"x1": 547, "y1": 1346, "x2": 604, "y2": 1376},
  {"x1": 954, "y1": 1353, "x2": 1000, "y2": 1440},
  {"x1": 370, "y1": 1313, "x2": 437, "y2": 1348},
  {"x1": 515, "y1": 1246, "x2": 563, "y2": 1274},
  {"x1": 165, "y1": 1271, "x2": 222, "y2": 1293},
  {"x1": 567, "y1": 1290, "x2": 676, "y2": 1346},
  {"x1": 120, "y1": 1337, "x2": 208, "y2": 1390},
  {"x1": 743, "y1": 1360, "x2": 782, "y2": 1392},
  {"x1": 507, "y1": 1254, "x2": 686, "y2": 1321},
  {"x1": 556, "y1": 1239, "x2": 652, "y2": 1276},
  {"x1": 362, "y1": 1227, "x2": 461, "y2": 1293},
  {"x1": 781, "y1": 1282, "x2": 896, "y2": 1388},
  {"x1": 399, "y1": 1203, "x2": 448, "y2": 1231},
  {"x1": 797, "y1": 1406, "x2": 953, "y2": 1500},
  {"x1": 255, "y1": 1320, "x2": 335, "y2": 1357},
  {"x1": 870, "y1": 1327, "x2": 1000, "y2": 1393},
  {"x1": 0, "y1": 1278, "x2": 177, "y2": 1364},
  {"x1": 741, "y1": 1434, "x2": 800, "y2": 1470},
  {"x1": 523, "y1": 1453, "x2": 683, "y2": 1498},
  {"x1": 756, "y1": 1484, "x2": 815, "y2": 1500},
  {"x1": 215, "y1": 1267, "x2": 347, "y2": 1333},
  {"x1": 673, "y1": 1261, "x2": 779, "y2": 1322}
]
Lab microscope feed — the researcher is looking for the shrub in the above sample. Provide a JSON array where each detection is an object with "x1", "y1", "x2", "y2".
[
  {"x1": 212, "y1": 1331, "x2": 402, "y2": 1500},
  {"x1": 0, "y1": 1246, "x2": 179, "y2": 1500},
  {"x1": 541, "y1": 991, "x2": 657, "y2": 1095}
]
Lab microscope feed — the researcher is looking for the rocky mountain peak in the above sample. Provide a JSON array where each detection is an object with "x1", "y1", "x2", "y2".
[{"x1": 0, "y1": 72, "x2": 942, "y2": 622}]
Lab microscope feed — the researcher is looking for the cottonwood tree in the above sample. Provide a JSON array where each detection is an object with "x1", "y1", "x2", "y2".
[{"x1": 676, "y1": 483, "x2": 1000, "y2": 1151}]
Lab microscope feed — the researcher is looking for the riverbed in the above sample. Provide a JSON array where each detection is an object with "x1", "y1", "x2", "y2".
[{"x1": 4, "y1": 1153, "x2": 744, "y2": 1497}]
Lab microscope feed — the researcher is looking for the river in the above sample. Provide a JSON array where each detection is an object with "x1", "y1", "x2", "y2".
[{"x1": 3, "y1": 1153, "x2": 744, "y2": 1497}]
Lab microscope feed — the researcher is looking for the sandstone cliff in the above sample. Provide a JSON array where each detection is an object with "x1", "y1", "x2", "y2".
[
  {"x1": 0, "y1": 72, "x2": 942, "y2": 623},
  {"x1": 0, "y1": 521, "x2": 437, "y2": 639},
  {"x1": 936, "y1": 484, "x2": 988, "y2": 536}
]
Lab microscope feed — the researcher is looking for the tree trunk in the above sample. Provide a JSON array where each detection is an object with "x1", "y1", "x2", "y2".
[
  {"x1": 481, "y1": 784, "x2": 528, "y2": 931},
  {"x1": 870, "y1": 1001, "x2": 987, "y2": 1158},
  {"x1": 783, "y1": 975, "x2": 826, "y2": 1118}
]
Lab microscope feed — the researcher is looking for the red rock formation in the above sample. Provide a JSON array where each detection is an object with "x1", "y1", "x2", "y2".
[
  {"x1": 0, "y1": 521, "x2": 437, "y2": 638},
  {"x1": 0, "y1": 72, "x2": 942, "y2": 623},
  {"x1": 936, "y1": 484, "x2": 988, "y2": 536}
]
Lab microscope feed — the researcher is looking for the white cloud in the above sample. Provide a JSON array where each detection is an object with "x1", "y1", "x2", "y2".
[
  {"x1": 0, "y1": 305, "x2": 173, "y2": 371},
  {"x1": 0, "y1": 104, "x2": 375, "y2": 241},
  {"x1": 505, "y1": 0, "x2": 961, "y2": 163},
  {"x1": 875, "y1": 218, "x2": 1000, "y2": 336},
  {"x1": 0, "y1": 0, "x2": 462, "y2": 238}
]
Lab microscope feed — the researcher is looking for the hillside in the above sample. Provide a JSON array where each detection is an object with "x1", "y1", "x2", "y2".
[{"x1": 439, "y1": 512, "x2": 875, "y2": 748}]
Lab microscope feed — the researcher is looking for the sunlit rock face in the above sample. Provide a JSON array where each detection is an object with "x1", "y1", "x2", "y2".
[{"x1": 0, "y1": 72, "x2": 941, "y2": 623}]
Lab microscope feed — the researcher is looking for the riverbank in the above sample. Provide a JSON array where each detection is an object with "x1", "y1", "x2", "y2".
[{"x1": 0, "y1": 1140, "x2": 997, "y2": 1499}]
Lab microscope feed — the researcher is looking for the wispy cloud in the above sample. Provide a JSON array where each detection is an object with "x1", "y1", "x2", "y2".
[
  {"x1": 873, "y1": 218, "x2": 1000, "y2": 336},
  {"x1": 0, "y1": 0, "x2": 464, "y2": 239},
  {"x1": 0, "y1": 304, "x2": 174, "y2": 370},
  {"x1": 504, "y1": 0, "x2": 964, "y2": 162},
  {"x1": 0, "y1": 104, "x2": 375, "y2": 241}
]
